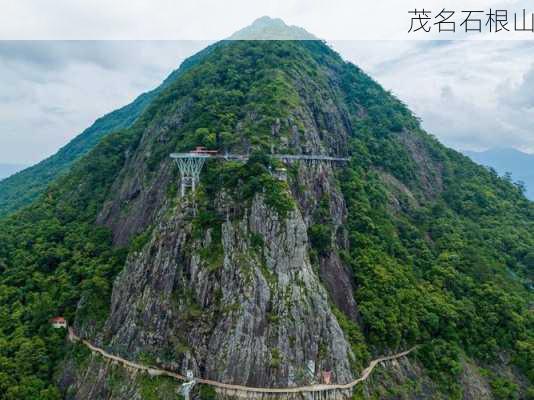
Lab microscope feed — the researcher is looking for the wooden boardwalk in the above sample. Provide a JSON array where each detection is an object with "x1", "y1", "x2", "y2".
[{"x1": 170, "y1": 153, "x2": 350, "y2": 163}]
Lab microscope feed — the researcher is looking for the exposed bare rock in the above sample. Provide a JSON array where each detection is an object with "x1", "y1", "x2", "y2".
[
  {"x1": 376, "y1": 169, "x2": 420, "y2": 212},
  {"x1": 319, "y1": 253, "x2": 359, "y2": 321},
  {"x1": 397, "y1": 131, "x2": 444, "y2": 199},
  {"x1": 362, "y1": 357, "x2": 438, "y2": 399},
  {"x1": 460, "y1": 361, "x2": 493, "y2": 400},
  {"x1": 70, "y1": 194, "x2": 356, "y2": 398}
]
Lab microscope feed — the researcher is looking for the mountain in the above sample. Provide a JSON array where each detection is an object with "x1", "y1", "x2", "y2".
[
  {"x1": 0, "y1": 42, "x2": 220, "y2": 218},
  {"x1": 229, "y1": 16, "x2": 316, "y2": 40},
  {"x1": 465, "y1": 148, "x2": 534, "y2": 200},
  {"x1": 0, "y1": 163, "x2": 27, "y2": 180},
  {"x1": 0, "y1": 19, "x2": 532, "y2": 400}
]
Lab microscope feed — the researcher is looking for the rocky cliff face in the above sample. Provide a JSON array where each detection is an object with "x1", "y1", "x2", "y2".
[
  {"x1": 102, "y1": 193, "x2": 354, "y2": 385},
  {"x1": 69, "y1": 162, "x2": 361, "y2": 395}
]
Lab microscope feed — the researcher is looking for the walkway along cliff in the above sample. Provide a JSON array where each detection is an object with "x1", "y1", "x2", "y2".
[{"x1": 68, "y1": 328, "x2": 416, "y2": 399}]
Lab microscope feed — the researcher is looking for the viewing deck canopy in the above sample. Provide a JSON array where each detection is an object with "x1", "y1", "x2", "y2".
[{"x1": 170, "y1": 147, "x2": 350, "y2": 163}]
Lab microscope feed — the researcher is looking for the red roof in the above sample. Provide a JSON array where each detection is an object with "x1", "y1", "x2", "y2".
[
  {"x1": 50, "y1": 316, "x2": 66, "y2": 322},
  {"x1": 192, "y1": 146, "x2": 218, "y2": 155}
]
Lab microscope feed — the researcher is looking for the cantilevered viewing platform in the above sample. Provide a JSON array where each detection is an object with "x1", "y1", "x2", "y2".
[{"x1": 170, "y1": 147, "x2": 349, "y2": 196}]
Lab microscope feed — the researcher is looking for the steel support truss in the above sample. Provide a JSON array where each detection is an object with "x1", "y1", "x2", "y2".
[{"x1": 172, "y1": 154, "x2": 210, "y2": 197}]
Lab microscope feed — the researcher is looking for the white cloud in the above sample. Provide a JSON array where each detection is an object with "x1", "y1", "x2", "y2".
[{"x1": 332, "y1": 40, "x2": 534, "y2": 153}]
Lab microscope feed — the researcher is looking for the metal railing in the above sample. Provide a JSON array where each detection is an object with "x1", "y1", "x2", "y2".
[{"x1": 170, "y1": 152, "x2": 349, "y2": 196}]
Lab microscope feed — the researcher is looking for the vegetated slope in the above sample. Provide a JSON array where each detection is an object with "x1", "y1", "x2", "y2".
[
  {"x1": 0, "y1": 43, "x2": 218, "y2": 218},
  {"x1": 0, "y1": 38, "x2": 532, "y2": 400},
  {"x1": 465, "y1": 148, "x2": 534, "y2": 201}
]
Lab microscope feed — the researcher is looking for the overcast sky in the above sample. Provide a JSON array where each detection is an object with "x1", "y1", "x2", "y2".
[
  {"x1": 3, "y1": 0, "x2": 532, "y2": 40},
  {"x1": 1, "y1": 0, "x2": 534, "y2": 164}
]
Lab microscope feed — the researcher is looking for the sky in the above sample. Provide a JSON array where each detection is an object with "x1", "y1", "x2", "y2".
[
  {"x1": 1, "y1": 0, "x2": 534, "y2": 164},
  {"x1": 3, "y1": 0, "x2": 533, "y2": 40},
  {"x1": 334, "y1": 40, "x2": 534, "y2": 153}
]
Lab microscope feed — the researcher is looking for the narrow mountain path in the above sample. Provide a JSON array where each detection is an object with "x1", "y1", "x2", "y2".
[{"x1": 68, "y1": 328, "x2": 416, "y2": 394}]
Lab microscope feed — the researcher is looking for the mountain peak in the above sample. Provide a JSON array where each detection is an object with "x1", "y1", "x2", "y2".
[{"x1": 229, "y1": 16, "x2": 317, "y2": 40}]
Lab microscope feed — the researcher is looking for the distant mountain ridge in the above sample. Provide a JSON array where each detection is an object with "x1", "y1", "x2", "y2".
[
  {"x1": 229, "y1": 16, "x2": 316, "y2": 40},
  {"x1": 0, "y1": 41, "x2": 220, "y2": 217},
  {"x1": 0, "y1": 163, "x2": 27, "y2": 181},
  {"x1": 465, "y1": 148, "x2": 534, "y2": 200}
]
